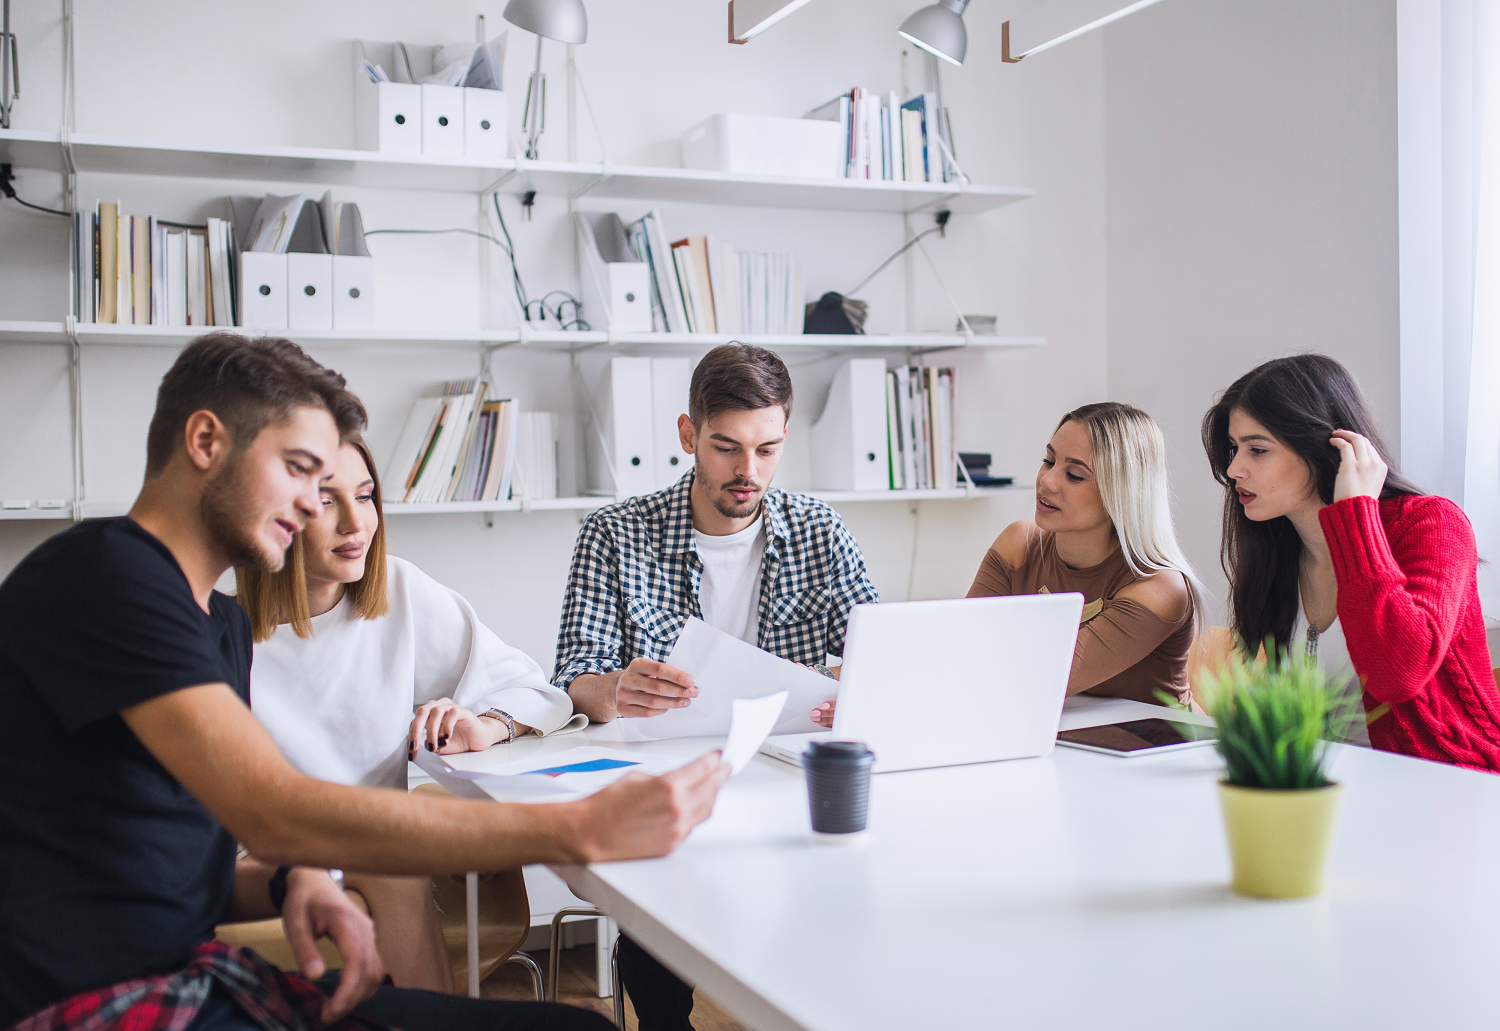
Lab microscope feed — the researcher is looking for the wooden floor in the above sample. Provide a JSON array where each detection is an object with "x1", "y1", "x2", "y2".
[{"x1": 481, "y1": 944, "x2": 752, "y2": 1031}]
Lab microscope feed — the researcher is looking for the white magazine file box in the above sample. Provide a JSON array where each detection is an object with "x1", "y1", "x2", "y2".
[
  {"x1": 463, "y1": 87, "x2": 509, "y2": 162},
  {"x1": 352, "y1": 43, "x2": 421, "y2": 155},
  {"x1": 287, "y1": 253, "x2": 334, "y2": 330},
  {"x1": 420, "y1": 84, "x2": 465, "y2": 158},
  {"x1": 649, "y1": 358, "x2": 693, "y2": 491},
  {"x1": 238, "y1": 252, "x2": 288, "y2": 329},
  {"x1": 586, "y1": 357, "x2": 656, "y2": 499},
  {"x1": 811, "y1": 358, "x2": 892, "y2": 491},
  {"x1": 332, "y1": 255, "x2": 376, "y2": 329}
]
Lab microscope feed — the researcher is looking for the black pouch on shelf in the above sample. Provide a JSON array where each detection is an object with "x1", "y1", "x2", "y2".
[{"x1": 803, "y1": 291, "x2": 867, "y2": 334}]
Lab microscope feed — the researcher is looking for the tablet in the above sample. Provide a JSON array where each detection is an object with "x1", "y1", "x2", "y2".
[{"x1": 1056, "y1": 718, "x2": 1217, "y2": 757}]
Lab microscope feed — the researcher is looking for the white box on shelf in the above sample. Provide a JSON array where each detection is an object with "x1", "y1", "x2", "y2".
[
  {"x1": 650, "y1": 358, "x2": 692, "y2": 490},
  {"x1": 239, "y1": 252, "x2": 289, "y2": 329},
  {"x1": 420, "y1": 84, "x2": 465, "y2": 159},
  {"x1": 681, "y1": 113, "x2": 845, "y2": 179},
  {"x1": 287, "y1": 253, "x2": 334, "y2": 330},
  {"x1": 463, "y1": 88, "x2": 508, "y2": 162},
  {"x1": 353, "y1": 43, "x2": 421, "y2": 155},
  {"x1": 332, "y1": 255, "x2": 376, "y2": 329},
  {"x1": 1, "y1": 500, "x2": 32, "y2": 510},
  {"x1": 588, "y1": 263, "x2": 652, "y2": 333},
  {"x1": 811, "y1": 359, "x2": 891, "y2": 491},
  {"x1": 586, "y1": 357, "x2": 656, "y2": 500}
]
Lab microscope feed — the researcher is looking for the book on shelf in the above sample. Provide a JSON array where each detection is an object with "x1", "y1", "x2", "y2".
[
  {"x1": 77, "y1": 200, "x2": 235, "y2": 327},
  {"x1": 512, "y1": 412, "x2": 559, "y2": 501},
  {"x1": 801, "y1": 87, "x2": 954, "y2": 183},
  {"x1": 382, "y1": 382, "x2": 521, "y2": 505},
  {"x1": 886, "y1": 364, "x2": 959, "y2": 490}
]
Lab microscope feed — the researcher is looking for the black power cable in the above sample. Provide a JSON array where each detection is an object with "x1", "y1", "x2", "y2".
[
  {"x1": 0, "y1": 162, "x2": 67, "y2": 217},
  {"x1": 845, "y1": 209, "x2": 951, "y2": 298}
]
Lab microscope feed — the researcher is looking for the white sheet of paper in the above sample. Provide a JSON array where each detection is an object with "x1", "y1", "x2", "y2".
[
  {"x1": 415, "y1": 746, "x2": 686, "y2": 803},
  {"x1": 625, "y1": 618, "x2": 837, "y2": 740},
  {"x1": 722, "y1": 691, "x2": 789, "y2": 774}
]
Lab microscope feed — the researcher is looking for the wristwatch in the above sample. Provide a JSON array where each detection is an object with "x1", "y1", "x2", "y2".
[
  {"x1": 811, "y1": 663, "x2": 837, "y2": 680},
  {"x1": 478, "y1": 706, "x2": 517, "y2": 743},
  {"x1": 269, "y1": 867, "x2": 345, "y2": 912}
]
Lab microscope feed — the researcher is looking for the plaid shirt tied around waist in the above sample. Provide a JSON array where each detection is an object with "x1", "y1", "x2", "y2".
[
  {"x1": 7, "y1": 941, "x2": 386, "y2": 1031},
  {"x1": 553, "y1": 473, "x2": 879, "y2": 687}
]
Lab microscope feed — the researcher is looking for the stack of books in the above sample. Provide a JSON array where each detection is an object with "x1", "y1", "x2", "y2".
[
  {"x1": 382, "y1": 379, "x2": 520, "y2": 505},
  {"x1": 75, "y1": 202, "x2": 236, "y2": 326},
  {"x1": 805, "y1": 89, "x2": 950, "y2": 183},
  {"x1": 512, "y1": 412, "x2": 559, "y2": 501},
  {"x1": 625, "y1": 211, "x2": 803, "y2": 335},
  {"x1": 885, "y1": 366, "x2": 959, "y2": 490}
]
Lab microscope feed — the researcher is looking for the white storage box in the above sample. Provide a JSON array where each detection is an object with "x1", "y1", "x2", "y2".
[
  {"x1": 287, "y1": 253, "x2": 334, "y2": 330},
  {"x1": 332, "y1": 255, "x2": 376, "y2": 329},
  {"x1": 681, "y1": 113, "x2": 845, "y2": 179},
  {"x1": 464, "y1": 87, "x2": 509, "y2": 162},
  {"x1": 239, "y1": 252, "x2": 288, "y2": 329},
  {"x1": 353, "y1": 43, "x2": 421, "y2": 155},
  {"x1": 420, "y1": 83, "x2": 465, "y2": 159}
]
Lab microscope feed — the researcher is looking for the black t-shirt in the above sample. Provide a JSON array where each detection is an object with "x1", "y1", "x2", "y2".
[{"x1": 0, "y1": 517, "x2": 251, "y2": 1025}]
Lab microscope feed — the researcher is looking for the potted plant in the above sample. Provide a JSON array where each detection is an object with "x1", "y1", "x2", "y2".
[{"x1": 1196, "y1": 649, "x2": 1361, "y2": 899}]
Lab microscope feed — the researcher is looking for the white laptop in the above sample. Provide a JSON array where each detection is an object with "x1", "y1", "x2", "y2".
[{"x1": 760, "y1": 592, "x2": 1084, "y2": 773}]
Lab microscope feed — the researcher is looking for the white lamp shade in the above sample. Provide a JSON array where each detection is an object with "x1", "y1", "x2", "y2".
[
  {"x1": 503, "y1": 0, "x2": 588, "y2": 44},
  {"x1": 898, "y1": 0, "x2": 969, "y2": 66}
]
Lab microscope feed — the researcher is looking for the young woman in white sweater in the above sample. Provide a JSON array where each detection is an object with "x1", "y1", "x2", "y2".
[{"x1": 236, "y1": 436, "x2": 581, "y2": 990}]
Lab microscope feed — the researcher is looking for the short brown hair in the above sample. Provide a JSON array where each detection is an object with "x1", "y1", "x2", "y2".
[
  {"x1": 688, "y1": 343, "x2": 793, "y2": 426},
  {"x1": 236, "y1": 435, "x2": 390, "y2": 642},
  {"x1": 145, "y1": 332, "x2": 366, "y2": 475}
]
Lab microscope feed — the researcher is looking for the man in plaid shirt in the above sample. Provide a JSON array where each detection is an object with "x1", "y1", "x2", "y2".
[{"x1": 554, "y1": 344, "x2": 878, "y2": 1030}]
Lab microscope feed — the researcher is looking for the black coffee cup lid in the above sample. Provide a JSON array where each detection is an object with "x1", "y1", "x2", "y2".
[{"x1": 804, "y1": 740, "x2": 873, "y2": 761}]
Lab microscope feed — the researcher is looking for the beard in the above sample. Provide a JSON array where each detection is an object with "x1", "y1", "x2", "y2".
[
  {"x1": 200, "y1": 453, "x2": 286, "y2": 571},
  {"x1": 696, "y1": 457, "x2": 763, "y2": 520}
]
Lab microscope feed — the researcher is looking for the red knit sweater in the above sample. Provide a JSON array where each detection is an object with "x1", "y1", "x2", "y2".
[{"x1": 1320, "y1": 494, "x2": 1500, "y2": 773}]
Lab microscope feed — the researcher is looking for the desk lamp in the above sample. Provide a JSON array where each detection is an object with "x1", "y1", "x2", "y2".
[{"x1": 503, "y1": 0, "x2": 588, "y2": 160}]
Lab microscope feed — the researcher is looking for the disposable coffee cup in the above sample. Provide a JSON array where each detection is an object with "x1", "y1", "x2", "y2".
[{"x1": 801, "y1": 740, "x2": 874, "y2": 837}]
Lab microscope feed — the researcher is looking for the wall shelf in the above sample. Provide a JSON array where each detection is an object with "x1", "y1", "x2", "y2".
[
  {"x1": 0, "y1": 321, "x2": 1044, "y2": 354},
  {"x1": 16, "y1": 486, "x2": 1028, "y2": 524},
  {"x1": 0, "y1": 129, "x2": 1033, "y2": 214}
]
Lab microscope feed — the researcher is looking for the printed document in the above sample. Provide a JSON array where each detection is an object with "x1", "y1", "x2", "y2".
[{"x1": 623, "y1": 618, "x2": 835, "y2": 740}]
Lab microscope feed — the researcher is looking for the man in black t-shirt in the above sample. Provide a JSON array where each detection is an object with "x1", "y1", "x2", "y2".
[{"x1": 0, "y1": 334, "x2": 728, "y2": 1031}]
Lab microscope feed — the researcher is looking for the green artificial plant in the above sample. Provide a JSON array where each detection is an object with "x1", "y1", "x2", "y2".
[{"x1": 1195, "y1": 647, "x2": 1363, "y2": 791}]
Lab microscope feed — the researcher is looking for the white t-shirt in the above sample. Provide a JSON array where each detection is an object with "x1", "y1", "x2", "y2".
[
  {"x1": 692, "y1": 513, "x2": 767, "y2": 645},
  {"x1": 251, "y1": 556, "x2": 582, "y2": 789},
  {"x1": 1293, "y1": 608, "x2": 1370, "y2": 748}
]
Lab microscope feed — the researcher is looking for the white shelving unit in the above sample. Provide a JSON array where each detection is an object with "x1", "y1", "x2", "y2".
[
  {"x1": 0, "y1": 485, "x2": 1027, "y2": 523},
  {"x1": 0, "y1": 112, "x2": 1041, "y2": 518},
  {"x1": 0, "y1": 129, "x2": 1033, "y2": 215},
  {"x1": 0, "y1": 320, "x2": 1043, "y2": 355}
]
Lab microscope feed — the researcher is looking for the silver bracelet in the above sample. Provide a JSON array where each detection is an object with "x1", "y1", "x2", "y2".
[{"x1": 478, "y1": 707, "x2": 517, "y2": 743}]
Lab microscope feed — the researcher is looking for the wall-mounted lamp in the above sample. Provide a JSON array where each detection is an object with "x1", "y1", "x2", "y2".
[
  {"x1": 898, "y1": 0, "x2": 970, "y2": 67},
  {"x1": 1002, "y1": 0, "x2": 1165, "y2": 62},
  {"x1": 503, "y1": 0, "x2": 588, "y2": 159},
  {"x1": 728, "y1": 0, "x2": 819, "y2": 44}
]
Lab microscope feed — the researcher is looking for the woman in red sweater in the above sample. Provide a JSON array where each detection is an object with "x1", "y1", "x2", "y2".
[{"x1": 1202, "y1": 354, "x2": 1500, "y2": 773}]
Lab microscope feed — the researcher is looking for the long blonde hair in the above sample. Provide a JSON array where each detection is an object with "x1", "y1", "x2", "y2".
[
  {"x1": 1058, "y1": 403, "x2": 1207, "y2": 631},
  {"x1": 236, "y1": 435, "x2": 390, "y2": 642}
]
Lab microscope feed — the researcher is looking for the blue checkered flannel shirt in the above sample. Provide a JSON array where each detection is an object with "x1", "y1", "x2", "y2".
[{"x1": 552, "y1": 472, "x2": 879, "y2": 689}]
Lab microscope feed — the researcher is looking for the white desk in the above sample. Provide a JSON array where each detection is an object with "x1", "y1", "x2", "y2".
[{"x1": 441, "y1": 702, "x2": 1500, "y2": 1030}]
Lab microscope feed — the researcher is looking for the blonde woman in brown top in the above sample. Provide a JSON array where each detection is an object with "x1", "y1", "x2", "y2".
[{"x1": 967, "y1": 402, "x2": 1206, "y2": 707}]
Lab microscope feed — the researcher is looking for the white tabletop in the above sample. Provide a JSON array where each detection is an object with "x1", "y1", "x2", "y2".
[{"x1": 444, "y1": 699, "x2": 1500, "y2": 1031}]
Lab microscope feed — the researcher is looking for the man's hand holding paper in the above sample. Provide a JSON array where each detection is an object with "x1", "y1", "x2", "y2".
[
  {"x1": 616, "y1": 656, "x2": 700, "y2": 718},
  {"x1": 621, "y1": 618, "x2": 836, "y2": 740}
]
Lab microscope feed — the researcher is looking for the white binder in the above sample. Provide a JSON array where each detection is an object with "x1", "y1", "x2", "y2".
[
  {"x1": 810, "y1": 359, "x2": 891, "y2": 491},
  {"x1": 420, "y1": 84, "x2": 465, "y2": 158},
  {"x1": 352, "y1": 43, "x2": 421, "y2": 155},
  {"x1": 332, "y1": 255, "x2": 375, "y2": 329},
  {"x1": 239, "y1": 252, "x2": 288, "y2": 329},
  {"x1": 463, "y1": 87, "x2": 508, "y2": 162},
  {"x1": 650, "y1": 358, "x2": 692, "y2": 490},
  {"x1": 576, "y1": 213, "x2": 653, "y2": 333},
  {"x1": 586, "y1": 357, "x2": 657, "y2": 500},
  {"x1": 287, "y1": 253, "x2": 334, "y2": 330}
]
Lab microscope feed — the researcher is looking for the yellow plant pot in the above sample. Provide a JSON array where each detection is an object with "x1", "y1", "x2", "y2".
[{"x1": 1217, "y1": 781, "x2": 1342, "y2": 899}]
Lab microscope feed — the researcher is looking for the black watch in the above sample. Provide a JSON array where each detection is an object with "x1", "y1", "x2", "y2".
[{"x1": 268, "y1": 865, "x2": 292, "y2": 913}]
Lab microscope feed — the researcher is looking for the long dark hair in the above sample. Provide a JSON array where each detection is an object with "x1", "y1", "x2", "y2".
[{"x1": 1201, "y1": 354, "x2": 1422, "y2": 654}]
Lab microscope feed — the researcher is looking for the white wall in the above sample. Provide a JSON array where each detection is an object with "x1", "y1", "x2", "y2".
[
  {"x1": 1101, "y1": 0, "x2": 1401, "y2": 622},
  {"x1": 0, "y1": 0, "x2": 1109, "y2": 669}
]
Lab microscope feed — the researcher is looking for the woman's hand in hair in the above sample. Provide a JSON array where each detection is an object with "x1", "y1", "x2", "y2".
[
  {"x1": 1330, "y1": 429, "x2": 1389, "y2": 503},
  {"x1": 406, "y1": 698, "x2": 533, "y2": 759}
]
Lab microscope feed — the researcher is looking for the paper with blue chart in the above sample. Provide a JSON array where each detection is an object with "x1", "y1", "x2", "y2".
[{"x1": 622, "y1": 617, "x2": 834, "y2": 740}]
